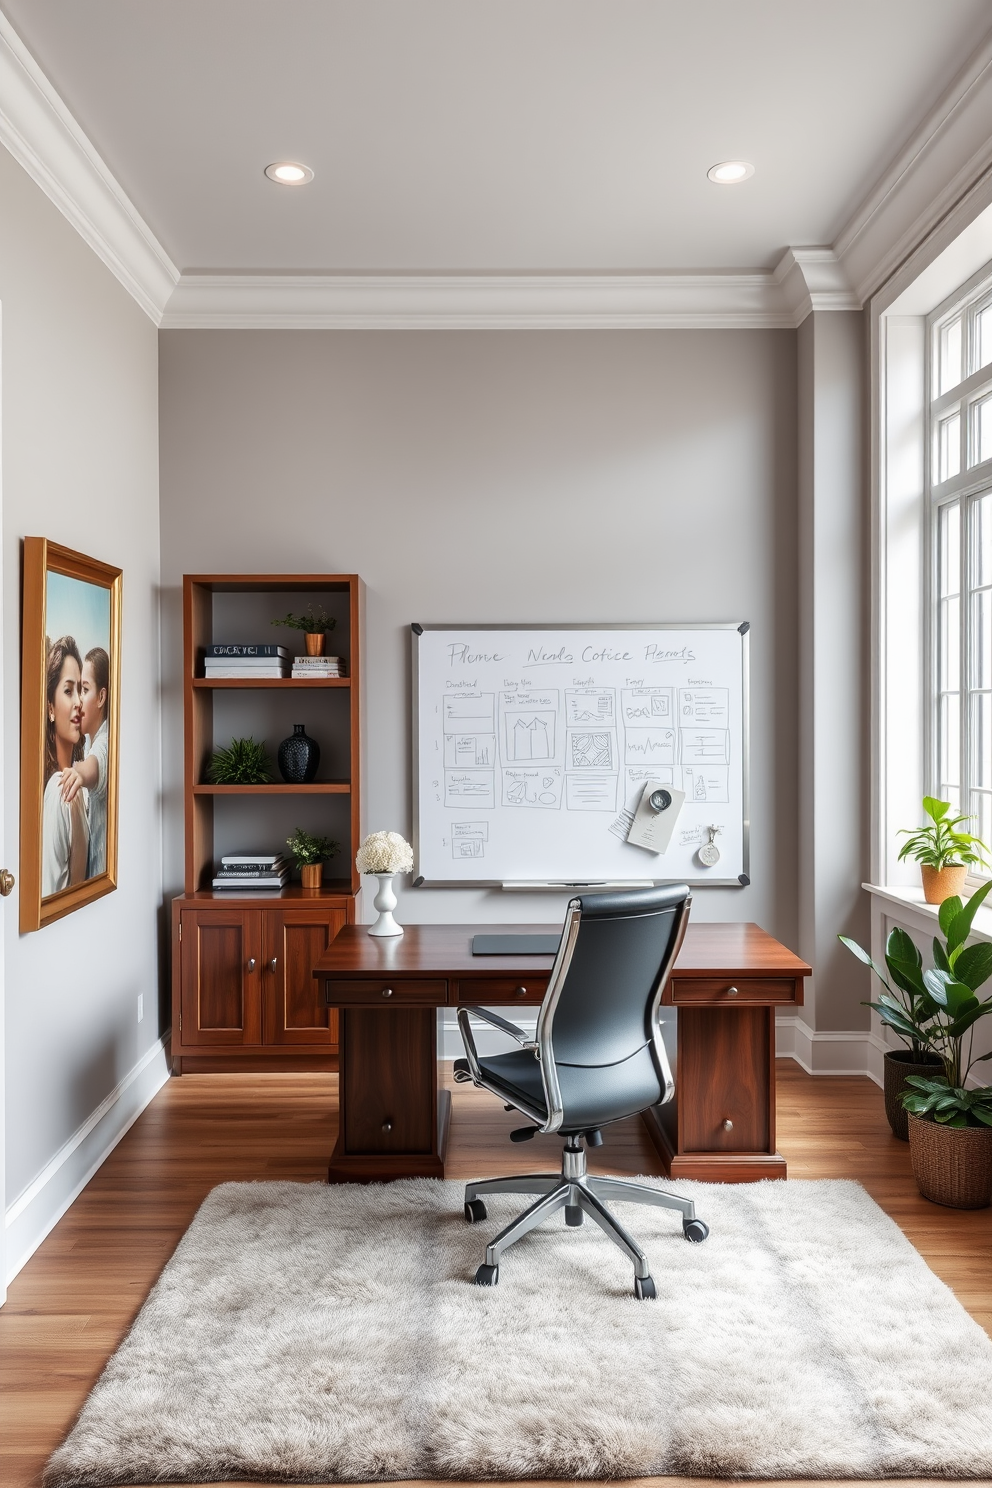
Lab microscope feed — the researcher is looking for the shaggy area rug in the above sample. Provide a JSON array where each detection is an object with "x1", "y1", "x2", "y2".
[{"x1": 46, "y1": 1177, "x2": 992, "y2": 1484}]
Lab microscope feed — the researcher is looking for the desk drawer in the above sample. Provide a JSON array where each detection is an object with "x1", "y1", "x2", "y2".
[
  {"x1": 669, "y1": 977, "x2": 799, "y2": 1006},
  {"x1": 455, "y1": 977, "x2": 548, "y2": 1005},
  {"x1": 324, "y1": 978, "x2": 447, "y2": 1006}
]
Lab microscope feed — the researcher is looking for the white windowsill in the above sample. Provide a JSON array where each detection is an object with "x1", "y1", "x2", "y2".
[{"x1": 864, "y1": 883, "x2": 992, "y2": 944}]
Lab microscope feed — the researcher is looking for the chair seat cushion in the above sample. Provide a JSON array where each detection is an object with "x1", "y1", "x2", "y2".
[{"x1": 477, "y1": 1043, "x2": 663, "y2": 1130}]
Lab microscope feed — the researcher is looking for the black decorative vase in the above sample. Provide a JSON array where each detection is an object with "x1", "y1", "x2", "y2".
[{"x1": 278, "y1": 724, "x2": 320, "y2": 784}]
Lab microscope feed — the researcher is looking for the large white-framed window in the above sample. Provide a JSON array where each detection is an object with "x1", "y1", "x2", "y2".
[{"x1": 928, "y1": 266, "x2": 992, "y2": 866}]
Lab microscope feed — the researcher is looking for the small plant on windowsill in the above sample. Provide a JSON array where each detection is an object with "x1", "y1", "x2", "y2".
[
  {"x1": 206, "y1": 736, "x2": 272, "y2": 785},
  {"x1": 271, "y1": 604, "x2": 336, "y2": 657},
  {"x1": 897, "y1": 795, "x2": 989, "y2": 904},
  {"x1": 286, "y1": 827, "x2": 339, "y2": 889}
]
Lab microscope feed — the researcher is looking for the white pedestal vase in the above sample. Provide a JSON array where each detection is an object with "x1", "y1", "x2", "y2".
[{"x1": 368, "y1": 873, "x2": 403, "y2": 937}]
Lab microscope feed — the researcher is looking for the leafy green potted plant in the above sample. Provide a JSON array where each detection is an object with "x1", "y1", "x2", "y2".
[
  {"x1": 286, "y1": 827, "x2": 339, "y2": 888},
  {"x1": 206, "y1": 736, "x2": 272, "y2": 784},
  {"x1": 271, "y1": 604, "x2": 336, "y2": 657},
  {"x1": 897, "y1": 795, "x2": 988, "y2": 904},
  {"x1": 846, "y1": 881, "x2": 992, "y2": 1206},
  {"x1": 839, "y1": 927, "x2": 943, "y2": 1139}
]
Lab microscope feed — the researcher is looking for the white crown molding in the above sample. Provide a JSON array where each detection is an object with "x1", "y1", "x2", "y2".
[
  {"x1": 0, "y1": 11, "x2": 177, "y2": 324},
  {"x1": 773, "y1": 248, "x2": 862, "y2": 324},
  {"x1": 161, "y1": 271, "x2": 815, "y2": 330},
  {"x1": 834, "y1": 23, "x2": 992, "y2": 303}
]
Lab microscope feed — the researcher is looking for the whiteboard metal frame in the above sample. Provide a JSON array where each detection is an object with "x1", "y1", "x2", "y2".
[{"x1": 411, "y1": 622, "x2": 750, "y2": 889}]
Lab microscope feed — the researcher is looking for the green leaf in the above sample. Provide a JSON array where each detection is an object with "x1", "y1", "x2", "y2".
[
  {"x1": 950, "y1": 941, "x2": 992, "y2": 992},
  {"x1": 971, "y1": 1106, "x2": 992, "y2": 1127},
  {"x1": 838, "y1": 935, "x2": 873, "y2": 966},
  {"x1": 946, "y1": 1002, "x2": 991, "y2": 1039},
  {"x1": 939, "y1": 895, "x2": 964, "y2": 937},
  {"x1": 887, "y1": 927, "x2": 921, "y2": 968},
  {"x1": 946, "y1": 878, "x2": 992, "y2": 954},
  {"x1": 932, "y1": 938, "x2": 951, "y2": 975},
  {"x1": 923, "y1": 796, "x2": 950, "y2": 821}
]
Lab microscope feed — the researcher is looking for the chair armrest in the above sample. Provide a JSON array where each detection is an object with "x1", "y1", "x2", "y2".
[{"x1": 462, "y1": 1005, "x2": 536, "y2": 1047}]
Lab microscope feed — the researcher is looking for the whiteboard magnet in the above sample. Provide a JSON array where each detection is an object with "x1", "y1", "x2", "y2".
[{"x1": 626, "y1": 783, "x2": 685, "y2": 854}]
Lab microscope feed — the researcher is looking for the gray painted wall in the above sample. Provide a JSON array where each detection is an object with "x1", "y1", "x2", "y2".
[
  {"x1": 1, "y1": 147, "x2": 162, "y2": 1211},
  {"x1": 159, "y1": 328, "x2": 799, "y2": 943}
]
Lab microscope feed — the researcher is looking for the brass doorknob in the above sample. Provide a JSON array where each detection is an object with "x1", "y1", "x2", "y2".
[{"x1": 0, "y1": 868, "x2": 14, "y2": 897}]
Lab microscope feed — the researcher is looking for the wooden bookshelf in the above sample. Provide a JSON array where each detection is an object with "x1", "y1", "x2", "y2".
[{"x1": 171, "y1": 573, "x2": 365, "y2": 1075}]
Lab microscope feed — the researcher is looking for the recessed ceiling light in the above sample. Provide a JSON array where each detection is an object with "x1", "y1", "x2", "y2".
[
  {"x1": 707, "y1": 161, "x2": 754, "y2": 185},
  {"x1": 264, "y1": 162, "x2": 314, "y2": 185}
]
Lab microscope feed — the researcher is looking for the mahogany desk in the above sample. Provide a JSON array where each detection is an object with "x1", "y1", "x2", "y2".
[{"x1": 314, "y1": 922, "x2": 808, "y2": 1185}]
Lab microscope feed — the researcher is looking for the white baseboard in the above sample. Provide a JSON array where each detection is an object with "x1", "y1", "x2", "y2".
[
  {"x1": 775, "y1": 1016, "x2": 880, "y2": 1084},
  {"x1": 4, "y1": 1033, "x2": 172, "y2": 1284}
]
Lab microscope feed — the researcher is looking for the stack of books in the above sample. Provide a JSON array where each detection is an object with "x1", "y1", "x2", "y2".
[
  {"x1": 203, "y1": 644, "x2": 291, "y2": 679},
  {"x1": 291, "y1": 654, "x2": 347, "y2": 679},
  {"x1": 211, "y1": 854, "x2": 290, "y2": 890}
]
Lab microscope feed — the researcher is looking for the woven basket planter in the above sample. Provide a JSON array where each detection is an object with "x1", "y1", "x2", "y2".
[
  {"x1": 883, "y1": 1050, "x2": 944, "y2": 1141},
  {"x1": 908, "y1": 1113, "x2": 992, "y2": 1208}
]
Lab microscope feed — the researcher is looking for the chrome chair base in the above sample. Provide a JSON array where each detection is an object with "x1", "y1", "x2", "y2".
[{"x1": 464, "y1": 1138, "x2": 706, "y2": 1293}]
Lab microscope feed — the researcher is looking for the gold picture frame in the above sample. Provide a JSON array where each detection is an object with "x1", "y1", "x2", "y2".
[{"x1": 20, "y1": 538, "x2": 123, "y2": 932}]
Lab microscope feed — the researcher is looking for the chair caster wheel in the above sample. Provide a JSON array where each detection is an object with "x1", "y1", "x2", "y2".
[
  {"x1": 565, "y1": 1204, "x2": 583, "y2": 1227},
  {"x1": 634, "y1": 1275, "x2": 656, "y2": 1300},
  {"x1": 475, "y1": 1263, "x2": 499, "y2": 1286},
  {"x1": 683, "y1": 1218, "x2": 709, "y2": 1243},
  {"x1": 464, "y1": 1198, "x2": 487, "y2": 1223}
]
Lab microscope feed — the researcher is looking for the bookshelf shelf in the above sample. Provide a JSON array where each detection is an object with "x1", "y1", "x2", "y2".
[
  {"x1": 192, "y1": 677, "x2": 352, "y2": 690},
  {"x1": 192, "y1": 782, "x2": 351, "y2": 795}
]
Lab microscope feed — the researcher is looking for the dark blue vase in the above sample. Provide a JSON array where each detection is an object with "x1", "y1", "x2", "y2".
[{"x1": 278, "y1": 724, "x2": 320, "y2": 783}]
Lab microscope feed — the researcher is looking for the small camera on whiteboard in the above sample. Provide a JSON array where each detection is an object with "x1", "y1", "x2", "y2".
[{"x1": 626, "y1": 782, "x2": 685, "y2": 854}]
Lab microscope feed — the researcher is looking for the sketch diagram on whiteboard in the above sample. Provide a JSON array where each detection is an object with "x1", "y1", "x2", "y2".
[
  {"x1": 451, "y1": 821, "x2": 489, "y2": 859},
  {"x1": 443, "y1": 692, "x2": 496, "y2": 809},
  {"x1": 569, "y1": 731, "x2": 614, "y2": 769},
  {"x1": 502, "y1": 767, "x2": 563, "y2": 808},
  {"x1": 566, "y1": 689, "x2": 616, "y2": 725}
]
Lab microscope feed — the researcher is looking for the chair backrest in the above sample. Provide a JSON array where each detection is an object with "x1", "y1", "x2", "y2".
[{"x1": 537, "y1": 885, "x2": 690, "y2": 1080}]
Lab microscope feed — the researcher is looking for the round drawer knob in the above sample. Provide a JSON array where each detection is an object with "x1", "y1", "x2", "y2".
[
  {"x1": 722, "y1": 1118, "x2": 734, "y2": 1131},
  {"x1": 726, "y1": 985, "x2": 739, "y2": 997},
  {"x1": 381, "y1": 987, "x2": 394, "y2": 998},
  {"x1": 514, "y1": 986, "x2": 527, "y2": 998},
  {"x1": 382, "y1": 1120, "x2": 393, "y2": 1133}
]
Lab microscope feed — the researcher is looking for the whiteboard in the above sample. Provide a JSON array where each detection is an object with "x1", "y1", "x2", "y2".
[{"x1": 412, "y1": 624, "x2": 749, "y2": 888}]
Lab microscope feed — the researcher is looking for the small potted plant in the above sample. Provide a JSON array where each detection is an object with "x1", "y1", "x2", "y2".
[
  {"x1": 206, "y1": 736, "x2": 272, "y2": 784},
  {"x1": 355, "y1": 831, "x2": 414, "y2": 937},
  {"x1": 839, "y1": 927, "x2": 943, "y2": 1139},
  {"x1": 286, "y1": 827, "x2": 339, "y2": 889},
  {"x1": 271, "y1": 604, "x2": 336, "y2": 657},
  {"x1": 897, "y1": 795, "x2": 989, "y2": 904}
]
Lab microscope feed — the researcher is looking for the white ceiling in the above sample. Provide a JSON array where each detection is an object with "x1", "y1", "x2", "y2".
[{"x1": 4, "y1": 0, "x2": 992, "y2": 277}]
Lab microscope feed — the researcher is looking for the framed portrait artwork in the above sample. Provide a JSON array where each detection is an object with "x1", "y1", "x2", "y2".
[{"x1": 20, "y1": 538, "x2": 122, "y2": 932}]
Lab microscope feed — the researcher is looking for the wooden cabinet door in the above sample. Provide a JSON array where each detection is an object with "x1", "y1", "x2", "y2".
[
  {"x1": 179, "y1": 909, "x2": 262, "y2": 1046},
  {"x1": 262, "y1": 905, "x2": 348, "y2": 1046}
]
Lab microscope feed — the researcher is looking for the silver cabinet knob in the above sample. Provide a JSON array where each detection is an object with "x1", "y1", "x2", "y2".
[
  {"x1": 0, "y1": 868, "x2": 14, "y2": 897},
  {"x1": 268, "y1": 957, "x2": 278, "y2": 972},
  {"x1": 382, "y1": 1120, "x2": 393, "y2": 1132},
  {"x1": 726, "y1": 985, "x2": 739, "y2": 997},
  {"x1": 722, "y1": 1118, "x2": 734, "y2": 1131},
  {"x1": 381, "y1": 986, "x2": 394, "y2": 998},
  {"x1": 514, "y1": 986, "x2": 527, "y2": 998},
  {"x1": 247, "y1": 958, "x2": 256, "y2": 972}
]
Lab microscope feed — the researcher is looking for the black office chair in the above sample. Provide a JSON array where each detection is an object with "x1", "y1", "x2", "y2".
[{"x1": 453, "y1": 885, "x2": 708, "y2": 1298}]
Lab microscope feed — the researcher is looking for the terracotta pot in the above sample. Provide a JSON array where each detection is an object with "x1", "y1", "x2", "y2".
[
  {"x1": 304, "y1": 632, "x2": 326, "y2": 656},
  {"x1": 883, "y1": 1049, "x2": 944, "y2": 1140},
  {"x1": 300, "y1": 862, "x2": 323, "y2": 888},
  {"x1": 920, "y1": 863, "x2": 968, "y2": 904},
  {"x1": 908, "y1": 1112, "x2": 992, "y2": 1208}
]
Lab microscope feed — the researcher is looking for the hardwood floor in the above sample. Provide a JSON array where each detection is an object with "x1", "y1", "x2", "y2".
[{"x1": 2, "y1": 1060, "x2": 989, "y2": 1488}]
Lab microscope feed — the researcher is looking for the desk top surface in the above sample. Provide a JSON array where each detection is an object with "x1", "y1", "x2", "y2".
[{"x1": 314, "y1": 922, "x2": 810, "y2": 979}]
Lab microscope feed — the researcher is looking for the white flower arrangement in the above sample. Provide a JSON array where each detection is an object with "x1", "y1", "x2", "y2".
[{"x1": 356, "y1": 831, "x2": 414, "y2": 875}]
